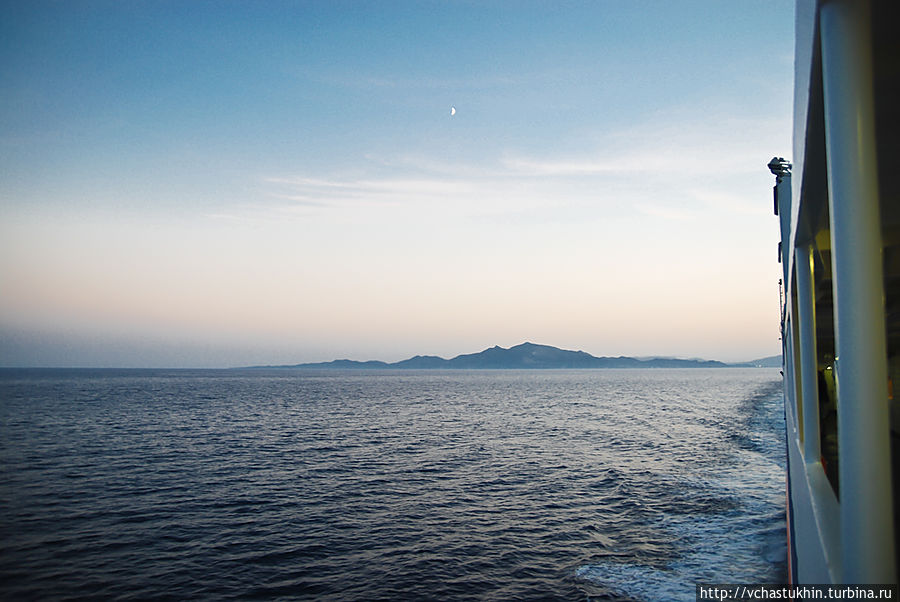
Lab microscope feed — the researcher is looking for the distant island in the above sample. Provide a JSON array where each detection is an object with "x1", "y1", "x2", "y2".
[{"x1": 245, "y1": 342, "x2": 781, "y2": 370}]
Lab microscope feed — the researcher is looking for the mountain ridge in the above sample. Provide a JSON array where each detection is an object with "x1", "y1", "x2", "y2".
[{"x1": 244, "y1": 342, "x2": 780, "y2": 370}]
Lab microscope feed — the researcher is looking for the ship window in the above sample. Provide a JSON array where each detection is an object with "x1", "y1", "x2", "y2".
[
  {"x1": 875, "y1": 0, "x2": 900, "y2": 561},
  {"x1": 813, "y1": 230, "x2": 839, "y2": 496},
  {"x1": 873, "y1": 0, "x2": 900, "y2": 567},
  {"x1": 884, "y1": 242, "x2": 900, "y2": 461},
  {"x1": 790, "y1": 275, "x2": 804, "y2": 444},
  {"x1": 886, "y1": 239, "x2": 900, "y2": 580}
]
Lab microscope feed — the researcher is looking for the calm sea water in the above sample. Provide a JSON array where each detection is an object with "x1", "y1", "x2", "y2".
[{"x1": 0, "y1": 368, "x2": 785, "y2": 601}]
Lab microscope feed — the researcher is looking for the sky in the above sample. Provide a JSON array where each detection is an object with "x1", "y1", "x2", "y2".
[{"x1": 0, "y1": 1, "x2": 794, "y2": 368}]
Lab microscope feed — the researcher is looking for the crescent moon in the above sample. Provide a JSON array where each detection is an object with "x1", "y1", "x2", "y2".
[{"x1": 450, "y1": 106, "x2": 456, "y2": 116}]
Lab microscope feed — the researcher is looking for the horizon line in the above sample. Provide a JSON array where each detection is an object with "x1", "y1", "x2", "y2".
[{"x1": 0, "y1": 342, "x2": 782, "y2": 371}]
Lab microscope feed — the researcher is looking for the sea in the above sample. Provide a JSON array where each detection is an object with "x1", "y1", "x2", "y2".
[{"x1": 0, "y1": 368, "x2": 786, "y2": 601}]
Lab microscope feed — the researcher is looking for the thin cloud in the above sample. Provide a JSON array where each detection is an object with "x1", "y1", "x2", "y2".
[
  {"x1": 501, "y1": 110, "x2": 789, "y2": 179},
  {"x1": 265, "y1": 175, "x2": 476, "y2": 203},
  {"x1": 245, "y1": 108, "x2": 787, "y2": 224},
  {"x1": 636, "y1": 203, "x2": 696, "y2": 222},
  {"x1": 501, "y1": 156, "x2": 648, "y2": 176},
  {"x1": 366, "y1": 153, "x2": 510, "y2": 179},
  {"x1": 267, "y1": 194, "x2": 328, "y2": 207}
]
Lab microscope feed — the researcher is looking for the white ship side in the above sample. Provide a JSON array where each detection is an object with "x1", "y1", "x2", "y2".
[{"x1": 773, "y1": 0, "x2": 899, "y2": 584}]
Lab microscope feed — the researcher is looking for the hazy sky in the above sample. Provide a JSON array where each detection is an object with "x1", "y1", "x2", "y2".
[{"x1": 1, "y1": 1, "x2": 793, "y2": 368}]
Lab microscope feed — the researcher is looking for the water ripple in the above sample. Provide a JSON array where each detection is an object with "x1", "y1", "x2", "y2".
[{"x1": 1, "y1": 368, "x2": 784, "y2": 600}]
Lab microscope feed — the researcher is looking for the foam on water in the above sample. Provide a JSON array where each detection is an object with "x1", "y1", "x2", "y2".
[{"x1": 576, "y1": 385, "x2": 786, "y2": 601}]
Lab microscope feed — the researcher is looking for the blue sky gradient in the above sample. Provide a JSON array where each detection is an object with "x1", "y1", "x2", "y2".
[{"x1": 1, "y1": 1, "x2": 794, "y2": 367}]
